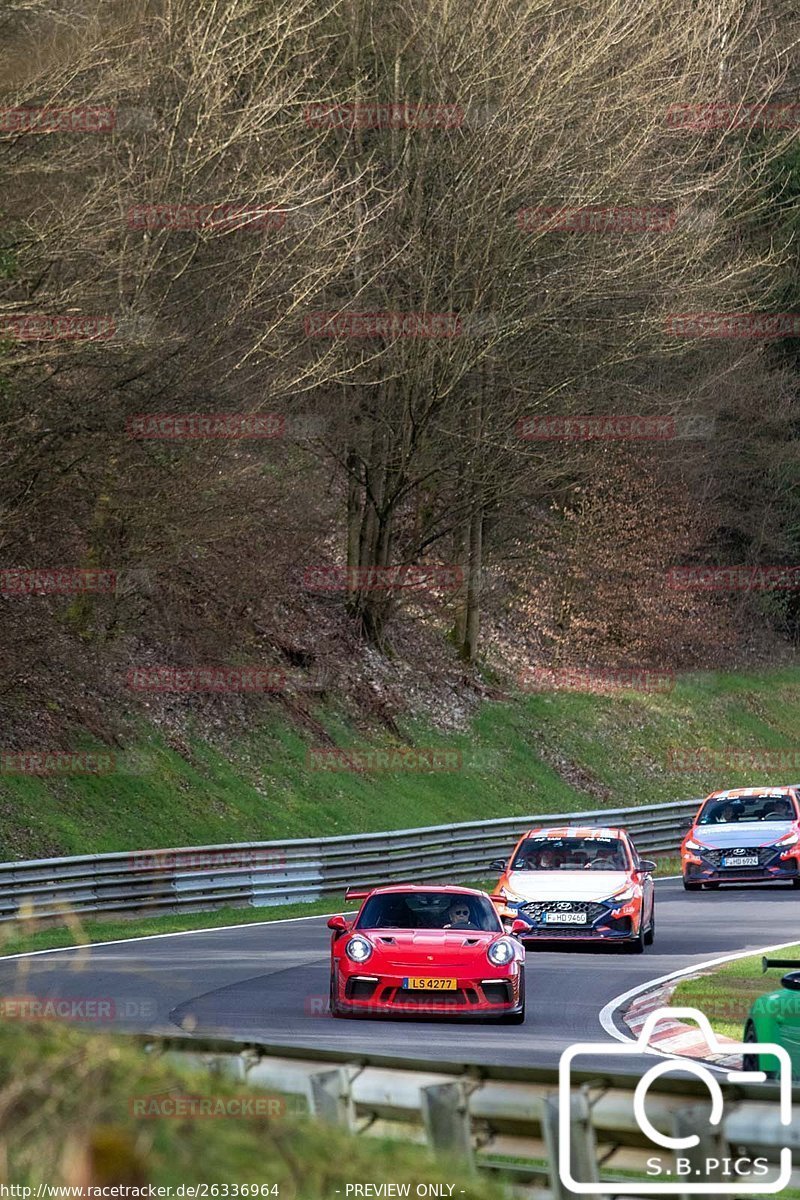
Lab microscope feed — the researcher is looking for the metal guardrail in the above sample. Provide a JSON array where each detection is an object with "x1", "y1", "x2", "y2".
[
  {"x1": 150, "y1": 1033, "x2": 799, "y2": 1199},
  {"x1": 0, "y1": 799, "x2": 700, "y2": 924}
]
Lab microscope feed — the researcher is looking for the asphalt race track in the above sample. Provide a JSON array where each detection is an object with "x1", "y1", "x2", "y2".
[{"x1": 1, "y1": 878, "x2": 797, "y2": 1071}]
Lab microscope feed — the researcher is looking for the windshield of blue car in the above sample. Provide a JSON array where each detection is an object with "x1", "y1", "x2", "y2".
[
  {"x1": 356, "y1": 892, "x2": 502, "y2": 931},
  {"x1": 510, "y1": 836, "x2": 629, "y2": 870},
  {"x1": 698, "y1": 797, "x2": 797, "y2": 825}
]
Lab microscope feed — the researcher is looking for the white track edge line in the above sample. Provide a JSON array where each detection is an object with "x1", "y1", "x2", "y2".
[
  {"x1": 0, "y1": 909, "x2": 344, "y2": 963},
  {"x1": 0, "y1": 874, "x2": 684, "y2": 964}
]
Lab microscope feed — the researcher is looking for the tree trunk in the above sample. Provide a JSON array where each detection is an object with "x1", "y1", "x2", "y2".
[
  {"x1": 463, "y1": 500, "x2": 483, "y2": 661},
  {"x1": 459, "y1": 368, "x2": 486, "y2": 662},
  {"x1": 346, "y1": 446, "x2": 362, "y2": 603}
]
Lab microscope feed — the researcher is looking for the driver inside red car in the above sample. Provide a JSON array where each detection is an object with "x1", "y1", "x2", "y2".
[{"x1": 445, "y1": 900, "x2": 478, "y2": 930}]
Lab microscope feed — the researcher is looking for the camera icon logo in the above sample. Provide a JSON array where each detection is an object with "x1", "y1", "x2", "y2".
[{"x1": 558, "y1": 1006, "x2": 792, "y2": 1194}]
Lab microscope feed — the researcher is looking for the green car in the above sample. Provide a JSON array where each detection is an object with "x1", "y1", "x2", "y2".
[{"x1": 743, "y1": 957, "x2": 800, "y2": 1079}]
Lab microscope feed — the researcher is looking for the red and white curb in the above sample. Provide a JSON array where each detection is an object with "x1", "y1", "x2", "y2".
[
  {"x1": 622, "y1": 975, "x2": 742, "y2": 1068},
  {"x1": 599, "y1": 938, "x2": 800, "y2": 1074}
]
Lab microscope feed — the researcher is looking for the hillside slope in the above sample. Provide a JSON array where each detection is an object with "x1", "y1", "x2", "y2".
[{"x1": 0, "y1": 667, "x2": 798, "y2": 860}]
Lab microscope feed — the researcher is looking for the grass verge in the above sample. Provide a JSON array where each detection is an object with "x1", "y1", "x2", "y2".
[{"x1": 671, "y1": 942, "x2": 800, "y2": 1039}]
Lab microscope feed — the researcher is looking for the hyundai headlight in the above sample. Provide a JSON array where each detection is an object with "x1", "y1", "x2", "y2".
[
  {"x1": 345, "y1": 935, "x2": 373, "y2": 963},
  {"x1": 684, "y1": 838, "x2": 703, "y2": 851},
  {"x1": 487, "y1": 937, "x2": 515, "y2": 966},
  {"x1": 611, "y1": 885, "x2": 636, "y2": 902},
  {"x1": 777, "y1": 832, "x2": 799, "y2": 847}
]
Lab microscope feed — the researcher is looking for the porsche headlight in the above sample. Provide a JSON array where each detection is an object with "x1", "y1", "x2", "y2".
[
  {"x1": 487, "y1": 937, "x2": 515, "y2": 966},
  {"x1": 345, "y1": 935, "x2": 373, "y2": 963}
]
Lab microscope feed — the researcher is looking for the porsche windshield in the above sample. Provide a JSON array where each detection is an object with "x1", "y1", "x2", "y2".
[
  {"x1": 698, "y1": 796, "x2": 797, "y2": 825},
  {"x1": 356, "y1": 892, "x2": 502, "y2": 931},
  {"x1": 511, "y1": 836, "x2": 629, "y2": 871}
]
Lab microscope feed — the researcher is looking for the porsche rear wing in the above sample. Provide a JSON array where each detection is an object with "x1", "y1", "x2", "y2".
[
  {"x1": 344, "y1": 880, "x2": 471, "y2": 901},
  {"x1": 344, "y1": 886, "x2": 374, "y2": 901},
  {"x1": 344, "y1": 881, "x2": 421, "y2": 901}
]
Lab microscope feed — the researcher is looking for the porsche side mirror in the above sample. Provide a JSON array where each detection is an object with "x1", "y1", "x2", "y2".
[
  {"x1": 327, "y1": 915, "x2": 349, "y2": 934},
  {"x1": 510, "y1": 919, "x2": 528, "y2": 937},
  {"x1": 639, "y1": 860, "x2": 657, "y2": 873},
  {"x1": 490, "y1": 858, "x2": 507, "y2": 871}
]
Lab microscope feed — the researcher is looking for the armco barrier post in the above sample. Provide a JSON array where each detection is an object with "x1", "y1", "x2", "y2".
[
  {"x1": 307, "y1": 1067, "x2": 356, "y2": 1130},
  {"x1": 543, "y1": 1092, "x2": 605, "y2": 1200},
  {"x1": 420, "y1": 1081, "x2": 475, "y2": 1168},
  {"x1": 671, "y1": 1102, "x2": 731, "y2": 1199}
]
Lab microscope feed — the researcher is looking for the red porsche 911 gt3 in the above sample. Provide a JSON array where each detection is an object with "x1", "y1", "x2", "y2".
[{"x1": 327, "y1": 884, "x2": 526, "y2": 1022}]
